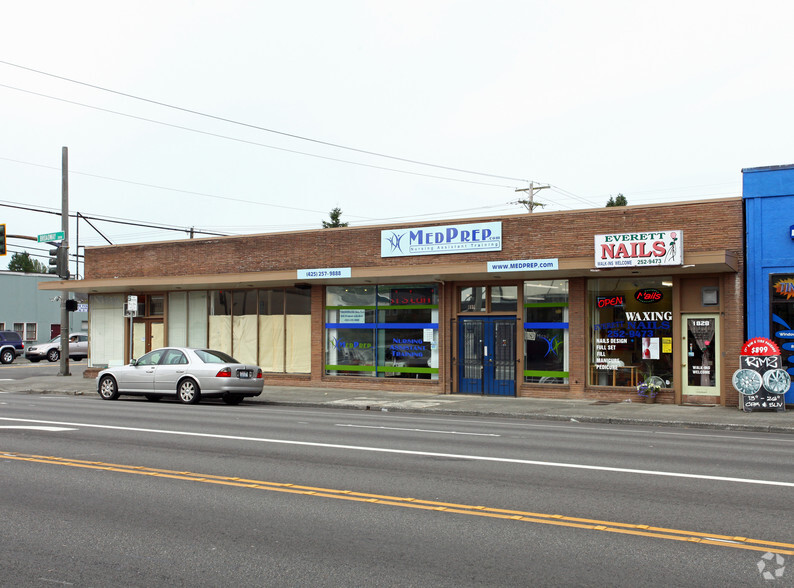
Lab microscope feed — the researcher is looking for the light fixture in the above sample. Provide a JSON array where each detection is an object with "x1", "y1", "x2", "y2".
[{"x1": 702, "y1": 287, "x2": 719, "y2": 306}]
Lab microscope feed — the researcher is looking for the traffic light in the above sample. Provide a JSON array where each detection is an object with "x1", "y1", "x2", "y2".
[
  {"x1": 0, "y1": 224, "x2": 5, "y2": 256},
  {"x1": 48, "y1": 243, "x2": 69, "y2": 279}
]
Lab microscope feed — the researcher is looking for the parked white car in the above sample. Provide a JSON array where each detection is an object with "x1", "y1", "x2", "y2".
[
  {"x1": 25, "y1": 332, "x2": 89, "y2": 362},
  {"x1": 96, "y1": 347, "x2": 264, "y2": 405}
]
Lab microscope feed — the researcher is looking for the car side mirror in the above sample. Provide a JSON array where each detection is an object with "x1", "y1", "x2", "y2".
[{"x1": 129, "y1": 358, "x2": 138, "y2": 366}]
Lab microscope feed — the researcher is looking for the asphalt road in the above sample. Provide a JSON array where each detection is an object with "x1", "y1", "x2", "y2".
[{"x1": 0, "y1": 394, "x2": 791, "y2": 586}]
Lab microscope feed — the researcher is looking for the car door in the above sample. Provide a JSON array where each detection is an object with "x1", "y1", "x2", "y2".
[
  {"x1": 116, "y1": 349, "x2": 164, "y2": 392},
  {"x1": 69, "y1": 334, "x2": 88, "y2": 357},
  {"x1": 153, "y1": 349, "x2": 189, "y2": 394}
]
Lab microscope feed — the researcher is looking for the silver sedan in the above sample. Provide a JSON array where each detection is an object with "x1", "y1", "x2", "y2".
[{"x1": 97, "y1": 347, "x2": 264, "y2": 405}]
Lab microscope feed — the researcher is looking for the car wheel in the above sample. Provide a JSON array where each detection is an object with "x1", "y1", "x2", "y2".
[
  {"x1": 222, "y1": 394, "x2": 244, "y2": 405},
  {"x1": 177, "y1": 379, "x2": 201, "y2": 404},
  {"x1": 0, "y1": 349, "x2": 14, "y2": 364},
  {"x1": 144, "y1": 394, "x2": 161, "y2": 402},
  {"x1": 47, "y1": 348, "x2": 60, "y2": 362},
  {"x1": 98, "y1": 375, "x2": 119, "y2": 400}
]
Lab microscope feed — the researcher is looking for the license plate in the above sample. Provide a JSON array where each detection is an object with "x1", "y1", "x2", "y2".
[{"x1": 238, "y1": 370, "x2": 251, "y2": 379}]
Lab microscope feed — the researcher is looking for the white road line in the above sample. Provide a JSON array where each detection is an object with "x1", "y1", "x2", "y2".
[
  {"x1": 0, "y1": 426, "x2": 77, "y2": 431},
  {"x1": 336, "y1": 424, "x2": 499, "y2": 436},
  {"x1": 0, "y1": 416, "x2": 791, "y2": 488}
]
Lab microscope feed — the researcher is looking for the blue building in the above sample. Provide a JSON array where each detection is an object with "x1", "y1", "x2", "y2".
[
  {"x1": 743, "y1": 164, "x2": 794, "y2": 403},
  {"x1": 0, "y1": 271, "x2": 86, "y2": 345}
]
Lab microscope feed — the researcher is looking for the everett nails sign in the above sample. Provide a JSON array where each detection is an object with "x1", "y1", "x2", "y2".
[{"x1": 594, "y1": 230, "x2": 683, "y2": 269}]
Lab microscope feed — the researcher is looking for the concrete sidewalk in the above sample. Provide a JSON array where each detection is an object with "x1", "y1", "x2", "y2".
[{"x1": 1, "y1": 374, "x2": 792, "y2": 435}]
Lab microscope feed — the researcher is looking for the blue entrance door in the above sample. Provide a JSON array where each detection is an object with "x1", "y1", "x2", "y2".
[{"x1": 458, "y1": 317, "x2": 516, "y2": 396}]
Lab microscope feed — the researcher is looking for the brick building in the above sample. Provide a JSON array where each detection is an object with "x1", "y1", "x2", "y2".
[{"x1": 43, "y1": 198, "x2": 745, "y2": 406}]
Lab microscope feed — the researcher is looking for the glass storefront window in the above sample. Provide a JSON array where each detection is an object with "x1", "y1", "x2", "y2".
[
  {"x1": 588, "y1": 277, "x2": 673, "y2": 387},
  {"x1": 460, "y1": 287, "x2": 486, "y2": 312},
  {"x1": 168, "y1": 292, "x2": 208, "y2": 348},
  {"x1": 326, "y1": 284, "x2": 438, "y2": 379},
  {"x1": 256, "y1": 287, "x2": 311, "y2": 373},
  {"x1": 168, "y1": 292, "x2": 188, "y2": 347},
  {"x1": 232, "y1": 291, "x2": 258, "y2": 365},
  {"x1": 524, "y1": 280, "x2": 569, "y2": 384},
  {"x1": 770, "y1": 274, "x2": 794, "y2": 397},
  {"x1": 492, "y1": 285, "x2": 518, "y2": 312},
  {"x1": 149, "y1": 295, "x2": 164, "y2": 316},
  {"x1": 209, "y1": 291, "x2": 233, "y2": 354},
  {"x1": 187, "y1": 291, "x2": 208, "y2": 348},
  {"x1": 283, "y1": 287, "x2": 311, "y2": 373},
  {"x1": 259, "y1": 289, "x2": 285, "y2": 316},
  {"x1": 196, "y1": 289, "x2": 310, "y2": 373}
]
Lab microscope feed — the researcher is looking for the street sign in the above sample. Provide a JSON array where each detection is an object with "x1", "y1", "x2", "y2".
[{"x1": 38, "y1": 231, "x2": 65, "y2": 243}]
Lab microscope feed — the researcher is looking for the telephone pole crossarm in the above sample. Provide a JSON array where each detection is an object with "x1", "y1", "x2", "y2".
[{"x1": 514, "y1": 182, "x2": 550, "y2": 213}]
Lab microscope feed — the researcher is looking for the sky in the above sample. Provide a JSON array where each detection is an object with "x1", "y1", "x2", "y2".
[{"x1": 2, "y1": 1, "x2": 793, "y2": 272}]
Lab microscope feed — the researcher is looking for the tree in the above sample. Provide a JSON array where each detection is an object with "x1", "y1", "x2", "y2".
[
  {"x1": 7, "y1": 252, "x2": 48, "y2": 273},
  {"x1": 606, "y1": 193, "x2": 627, "y2": 207},
  {"x1": 322, "y1": 207, "x2": 348, "y2": 228}
]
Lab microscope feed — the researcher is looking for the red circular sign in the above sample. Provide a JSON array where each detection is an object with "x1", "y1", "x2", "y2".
[{"x1": 739, "y1": 337, "x2": 780, "y2": 356}]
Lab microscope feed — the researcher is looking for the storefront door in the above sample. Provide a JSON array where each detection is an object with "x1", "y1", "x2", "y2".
[
  {"x1": 681, "y1": 314, "x2": 720, "y2": 398},
  {"x1": 458, "y1": 317, "x2": 516, "y2": 396},
  {"x1": 132, "y1": 319, "x2": 164, "y2": 359}
]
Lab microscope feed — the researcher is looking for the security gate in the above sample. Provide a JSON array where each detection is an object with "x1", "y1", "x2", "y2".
[{"x1": 458, "y1": 317, "x2": 516, "y2": 395}]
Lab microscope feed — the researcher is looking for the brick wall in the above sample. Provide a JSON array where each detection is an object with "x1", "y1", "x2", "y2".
[{"x1": 85, "y1": 200, "x2": 744, "y2": 280}]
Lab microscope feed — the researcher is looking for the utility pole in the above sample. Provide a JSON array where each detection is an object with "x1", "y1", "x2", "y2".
[
  {"x1": 515, "y1": 182, "x2": 550, "y2": 213},
  {"x1": 59, "y1": 146, "x2": 70, "y2": 377}
]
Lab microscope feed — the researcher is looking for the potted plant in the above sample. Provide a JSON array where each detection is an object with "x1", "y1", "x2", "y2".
[{"x1": 637, "y1": 375, "x2": 664, "y2": 403}]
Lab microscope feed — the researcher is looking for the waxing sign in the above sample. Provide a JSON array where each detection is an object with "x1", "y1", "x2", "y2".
[{"x1": 594, "y1": 230, "x2": 682, "y2": 268}]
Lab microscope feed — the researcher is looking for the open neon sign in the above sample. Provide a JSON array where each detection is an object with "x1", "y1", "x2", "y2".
[{"x1": 597, "y1": 295, "x2": 624, "y2": 308}]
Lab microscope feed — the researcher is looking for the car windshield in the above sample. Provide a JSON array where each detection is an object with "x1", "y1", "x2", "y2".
[{"x1": 194, "y1": 349, "x2": 238, "y2": 364}]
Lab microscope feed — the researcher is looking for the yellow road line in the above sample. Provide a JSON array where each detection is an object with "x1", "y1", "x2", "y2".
[{"x1": 3, "y1": 450, "x2": 792, "y2": 555}]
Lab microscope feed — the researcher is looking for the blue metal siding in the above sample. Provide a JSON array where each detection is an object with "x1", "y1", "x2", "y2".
[
  {"x1": 0, "y1": 272, "x2": 86, "y2": 340},
  {"x1": 743, "y1": 168, "x2": 794, "y2": 338},
  {"x1": 742, "y1": 165, "x2": 794, "y2": 402}
]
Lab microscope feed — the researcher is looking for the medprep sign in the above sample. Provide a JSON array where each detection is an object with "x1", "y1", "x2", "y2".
[
  {"x1": 381, "y1": 221, "x2": 502, "y2": 258},
  {"x1": 594, "y1": 230, "x2": 682, "y2": 268}
]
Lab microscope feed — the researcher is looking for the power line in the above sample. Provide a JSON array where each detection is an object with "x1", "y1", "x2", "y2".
[
  {"x1": 0, "y1": 200, "x2": 227, "y2": 238},
  {"x1": 0, "y1": 157, "x2": 548, "y2": 228},
  {"x1": 1, "y1": 81, "x2": 517, "y2": 190},
  {"x1": 548, "y1": 185, "x2": 602, "y2": 208},
  {"x1": 0, "y1": 156, "x2": 339, "y2": 218},
  {"x1": 0, "y1": 59, "x2": 529, "y2": 184}
]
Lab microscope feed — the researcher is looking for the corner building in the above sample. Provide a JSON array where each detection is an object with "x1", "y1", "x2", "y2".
[{"x1": 50, "y1": 199, "x2": 745, "y2": 406}]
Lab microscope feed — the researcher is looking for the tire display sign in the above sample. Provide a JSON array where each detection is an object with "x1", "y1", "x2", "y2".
[{"x1": 733, "y1": 337, "x2": 787, "y2": 412}]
